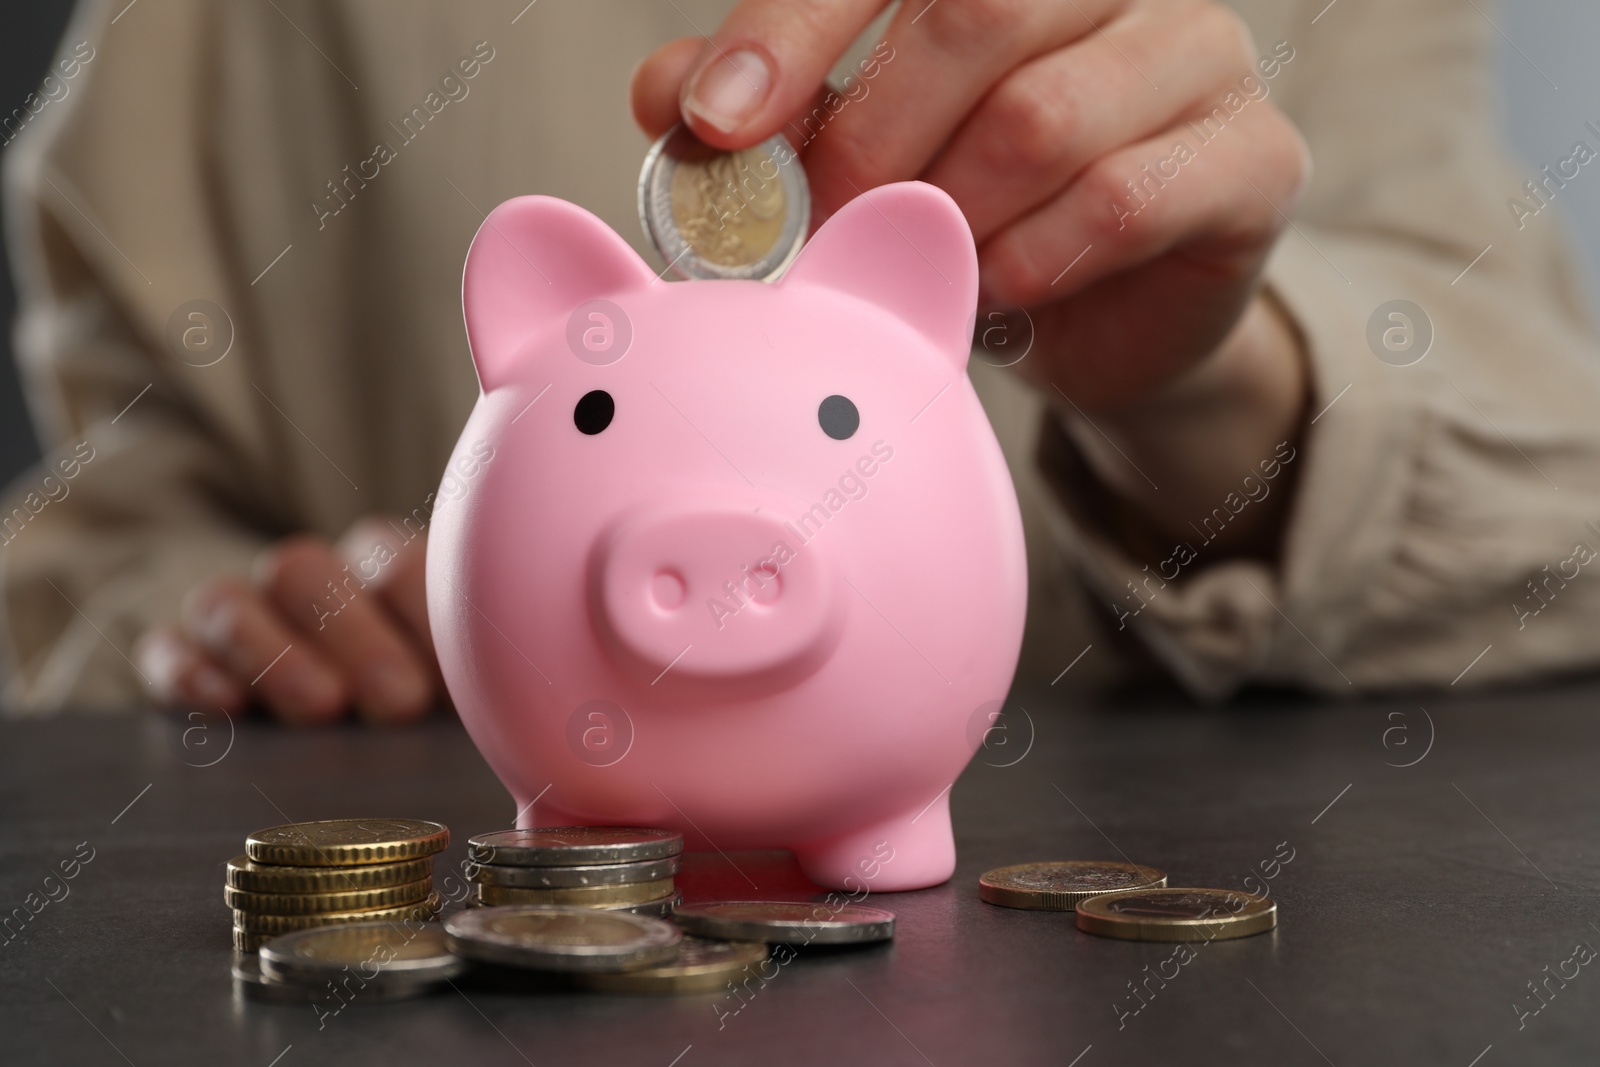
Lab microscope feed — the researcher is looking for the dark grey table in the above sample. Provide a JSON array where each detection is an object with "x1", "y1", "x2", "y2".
[{"x1": 4, "y1": 677, "x2": 1598, "y2": 1066}]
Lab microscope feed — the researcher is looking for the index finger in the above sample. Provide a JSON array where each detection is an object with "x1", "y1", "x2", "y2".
[{"x1": 674, "y1": 0, "x2": 890, "y2": 147}]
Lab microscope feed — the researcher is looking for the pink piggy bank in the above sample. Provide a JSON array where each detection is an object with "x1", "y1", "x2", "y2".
[{"x1": 427, "y1": 181, "x2": 1026, "y2": 891}]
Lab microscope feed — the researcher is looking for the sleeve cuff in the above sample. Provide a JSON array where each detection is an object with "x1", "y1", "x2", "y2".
[{"x1": 1032, "y1": 233, "x2": 1419, "y2": 698}]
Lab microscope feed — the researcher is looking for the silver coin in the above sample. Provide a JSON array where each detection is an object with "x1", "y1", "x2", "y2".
[
  {"x1": 467, "y1": 827, "x2": 683, "y2": 867},
  {"x1": 596, "y1": 890, "x2": 682, "y2": 918},
  {"x1": 260, "y1": 921, "x2": 465, "y2": 992},
  {"x1": 470, "y1": 854, "x2": 681, "y2": 888},
  {"x1": 232, "y1": 953, "x2": 314, "y2": 1003},
  {"x1": 462, "y1": 890, "x2": 681, "y2": 917},
  {"x1": 444, "y1": 905, "x2": 682, "y2": 972},
  {"x1": 638, "y1": 124, "x2": 809, "y2": 282},
  {"x1": 673, "y1": 901, "x2": 895, "y2": 945}
]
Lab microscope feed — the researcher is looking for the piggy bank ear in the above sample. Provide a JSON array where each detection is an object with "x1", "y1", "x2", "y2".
[
  {"x1": 779, "y1": 182, "x2": 977, "y2": 370},
  {"x1": 462, "y1": 196, "x2": 657, "y2": 391}
]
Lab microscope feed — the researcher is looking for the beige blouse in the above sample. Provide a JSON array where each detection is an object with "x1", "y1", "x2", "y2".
[{"x1": 4, "y1": 0, "x2": 1600, "y2": 713}]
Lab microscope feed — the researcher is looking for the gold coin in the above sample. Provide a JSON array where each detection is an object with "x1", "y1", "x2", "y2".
[
  {"x1": 669, "y1": 145, "x2": 787, "y2": 268},
  {"x1": 233, "y1": 927, "x2": 267, "y2": 953},
  {"x1": 475, "y1": 878, "x2": 675, "y2": 908},
  {"x1": 226, "y1": 854, "x2": 431, "y2": 893},
  {"x1": 979, "y1": 861, "x2": 1168, "y2": 912},
  {"x1": 245, "y1": 819, "x2": 449, "y2": 867},
  {"x1": 233, "y1": 892, "x2": 443, "y2": 934},
  {"x1": 573, "y1": 937, "x2": 768, "y2": 995},
  {"x1": 1075, "y1": 887, "x2": 1276, "y2": 942},
  {"x1": 225, "y1": 878, "x2": 432, "y2": 915}
]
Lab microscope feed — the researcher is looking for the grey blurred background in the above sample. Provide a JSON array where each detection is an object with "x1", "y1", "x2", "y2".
[{"x1": 0, "y1": 0, "x2": 1597, "y2": 492}]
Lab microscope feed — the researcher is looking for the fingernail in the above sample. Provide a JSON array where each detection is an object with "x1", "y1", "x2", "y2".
[{"x1": 684, "y1": 48, "x2": 772, "y2": 134}]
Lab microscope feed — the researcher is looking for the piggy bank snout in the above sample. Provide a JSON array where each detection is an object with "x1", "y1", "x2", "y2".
[{"x1": 595, "y1": 504, "x2": 842, "y2": 684}]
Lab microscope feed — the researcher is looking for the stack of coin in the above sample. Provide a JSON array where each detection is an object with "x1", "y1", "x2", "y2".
[
  {"x1": 227, "y1": 818, "x2": 448, "y2": 952},
  {"x1": 465, "y1": 827, "x2": 684, "y2": 916}
]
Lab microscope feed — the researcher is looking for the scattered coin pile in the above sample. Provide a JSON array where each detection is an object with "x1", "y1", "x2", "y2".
[
  {"x1": 232, "y1": 820, "x2": 898, "y2": 1001},
  {"x1": 978, "y1": 860, "x2": 1278, "y2": 941},
  {"x1": 442, "y1": 828, "x2": 893, "y2": 994},
  {"x1": 464, "y1": 827, "x2": 685, "y2": 915},
  {"x1": 442, "y1": 897, "x2": 894, "y2": 996},
  {"x1": 227, "y1": 818, "x2": 448, "y2": 953}
]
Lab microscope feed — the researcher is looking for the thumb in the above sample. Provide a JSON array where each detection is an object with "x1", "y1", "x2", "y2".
[
  {"x1": 654, "y1": 0, "x2": 887, "y2": 149},
  {"x1": 630, "y1": 37, "x2": 704, "y2": 140}
]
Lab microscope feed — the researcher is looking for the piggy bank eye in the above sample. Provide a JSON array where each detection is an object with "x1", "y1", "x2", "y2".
[
  {"x1": 574, "y1": 390, "x2": 614, "y2": 435},
  {"x1": 818, "y1": 394, "x2": 859, "y2": 440}
]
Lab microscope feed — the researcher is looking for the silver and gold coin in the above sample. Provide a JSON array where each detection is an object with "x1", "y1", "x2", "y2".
[
  {"x1": 260, "y1": 922, "x2": 465, "y2": 993},
  {"x1": 572, "y1": 937, "x2": 767, "y2": 995},
  {"x1": 672, "y1": 901, "x2": 895, "y2": 945},
  {"x1": 474, "y1": 877, "x2": 676, "y2": 908},
  {"x1": 233, "y1": 892, "x2": 443, "y2": 934},
  {"x1": 470, "y1": 854, "x2": 680, "y2": 889},
  {"x1": 979, "y1": 861, "x2": 1168, "y2": 912},
  {"x1": 638, "y1": 124, "x2": 808, "y2": 281},
  {"x1": 225, "y1": 879, "x2": 433, "y2": 916},
  {"x1": 246, "y1": 819, "x2": 449, "y2": 867},
  {"x1": 445, "y1": 905, "x2": 681, "y2": 972},
  {"x1": 467, "y1": 827, "x2": 683, "y2": 868},
  {"x1": 226, "y1": 854, "x2": 432, "y2": 894},
  {"x1": 1075, "y1": 887, "x2": 1277, "y2": 942}
]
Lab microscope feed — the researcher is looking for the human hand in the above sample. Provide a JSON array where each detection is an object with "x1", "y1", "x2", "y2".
[
  {"x1": 632, "y1": 0, "x2": 1312, "y2": 542},
  {"x1": 135, "y1": 517, "x2": 444, "y2": 725}
]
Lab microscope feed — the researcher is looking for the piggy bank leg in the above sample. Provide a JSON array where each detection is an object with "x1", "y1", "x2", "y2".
[{"x1": 793, "y1": 791, "x2": 956, "y2": 892}]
